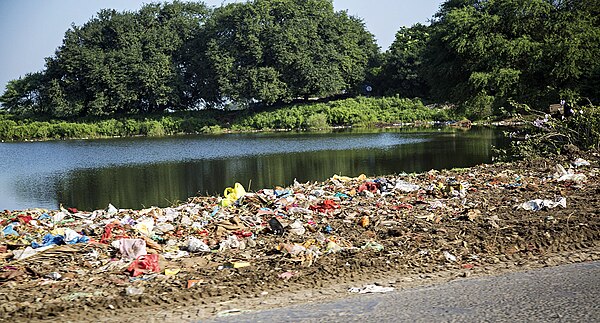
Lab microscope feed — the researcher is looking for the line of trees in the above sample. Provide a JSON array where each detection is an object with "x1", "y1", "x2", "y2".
[{"x1": 1, "y1": 0, "x2": 599, "y2": 119}]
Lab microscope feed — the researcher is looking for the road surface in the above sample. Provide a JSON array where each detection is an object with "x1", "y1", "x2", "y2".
[{"x1": 210, "y1": 261, "x2": 600, "y2": 322}]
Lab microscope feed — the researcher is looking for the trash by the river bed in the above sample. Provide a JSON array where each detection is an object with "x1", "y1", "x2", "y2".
[
  {"x1": 359, "y1": 215, "x2": 370, "y2": 228},
  {"x1": 119, "y1": 239, "x2": 147, "y2": 259},
  {"x1": 229, "y1": 261, "x2": 251, "y2": 269},
  {"x1": 12, "y1": 246, "x2": 44, "y2": 261},
  {"x1": 134, "y1": 218, "x2": 154, "y2": 237},
  {"x1": 187, "y1": 279, "x2": 204, "y2": 288},
  {"x1": 277, "y1": 243, "x2": 307, "y2": 257},
  {"x1": 220, "y1": 183, "x2": 247, "y2": 207},
  {"x1": 164, "y1": 268, "x2": 180, "y2": 276},
  {"x1": 395, "y1": 180, "x2": 420, "y2": 193},
  {"x1": 358, "y1": 182, "x2": 379, "y2": 194},
  {"x1": 554, "y1": 164, "x2": 587, "y2": 182},
  {"x1": 348, "y1": 284, "x2": 394, "y2": 294},
  {"x1": 310, "y1": 199, "x2": 339, "y2": 213},
  {"x1": 361, "y1": 241, "x2": 384, "y2": 252},
  {"x1": 1, "y1": 153, "x2": 598, "y2": 320},
  {"x1": 325, "y1": 241, "x2": 342, "y2": 253},
  {"x1": 2, "y1": 223, "x2": 19, "y2": 236},
  {"x1": 127, "y1": 254, "x2": 161, "y2": 277},
  {"x1": 289, "y1": 220, "x2": 306, "y2": 236},
  {"x1": 571, "y1": 158, "x2": 591, "y2": 167},
  {"x1": 519, "y1": 197, "x2": 567, "y2": 211},
  {"x1": 125, "y1": 286, "x2": 145, "y2": 296},
  {"x1": 219, "y1": 235, "x2": 242, "y2": 251},
  {"x1": 106, "y1": 203, "x2": 119, "y2": 216},
  {"x1": 278, "y1": 271, "x2": 298, "y2": 280},
  {"x1": 187, "y1": 237, "x2": 210, "y2": 253},
  {"x1": 268, "y1": 217, "x2": 285, "y2": 235},
  {"x1": 443, "y1": 251, "x2": 457, "y2": 262},
  {"x1": 31, "y1": 234, "x2": 65, "y2": 248},
  {"x1": 332, "y1": 174, "x2": 367, "y2": 182}
]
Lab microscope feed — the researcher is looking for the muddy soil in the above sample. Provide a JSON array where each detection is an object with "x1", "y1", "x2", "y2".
[{"x1": 1, "y1": 152, "x2": 599, "y2": 322}]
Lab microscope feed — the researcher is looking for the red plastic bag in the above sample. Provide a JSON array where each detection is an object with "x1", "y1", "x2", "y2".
[
  {"x1": 127, "y1": 254, "x2": 160, "y2": 277},
  {"x1": 310, "y1": 199, "x2": 339, "y2": 213},
  {"x1": 100, "y1": 222, "x2": 128, "y2": 244},
  {"x1": 358, "y1": 182, "x2": 379, "y2": 193}
]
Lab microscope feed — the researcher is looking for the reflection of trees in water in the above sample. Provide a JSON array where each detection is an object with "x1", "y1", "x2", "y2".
[{"x1": 55, "y1": 128, "x2": 506, "y2": 211}]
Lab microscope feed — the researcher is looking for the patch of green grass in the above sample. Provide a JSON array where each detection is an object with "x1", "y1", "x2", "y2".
[{"x1": 0, "y1": 96, "x2": 455, "y2": 141}]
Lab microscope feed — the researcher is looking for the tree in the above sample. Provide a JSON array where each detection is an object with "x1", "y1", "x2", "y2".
[
  {"x1": 6, "y1": 1, "x2": 210, "y2": 117},
  {"x1": 423, "y1": 0, "x2": 600, "y2": 118},
  {"x1": 0, "y1": 72, "x2": 46, "y2": 115},
  {"x1": 2, "y1": 0, "x2": 379, "y2": 116},
  {"x1": 378, "y1": 23, "x2": 430, "y2": 98},
  {"x1": 197, "y1": 0, "x2": 378, "y2": 106}
]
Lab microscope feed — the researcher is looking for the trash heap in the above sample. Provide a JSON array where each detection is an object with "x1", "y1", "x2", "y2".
[
  {"x1": 1, "y1": 154, "x2": 599, "y2": 319},
  {"x1": 0, "y1": 171, "x2": 473, "y2": 273}
]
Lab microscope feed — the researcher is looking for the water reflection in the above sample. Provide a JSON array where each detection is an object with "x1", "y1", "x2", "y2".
[{"x1": 51, "y1": 127, "x2": 505, "y2": 210}]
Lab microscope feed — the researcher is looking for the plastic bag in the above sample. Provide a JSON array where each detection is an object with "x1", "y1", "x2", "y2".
[
  {"x1": 220, "y1": 183, "x2": 247, "y2": 207},
  {"x1": 134, "y1": 218, "x2": 155, "y2": 237},
  {"x1": 520, "y1": 197, "x2": 566, "y2": 211},
  {"x1": 2, "y1": 223, "x2": 19, "y2": 236},
  {"x1": 119, "y1": 239, "x2": 147, "y2": 259},
  {"x1": 127, "y1": 254, "x2": 160, "y2": 277}
]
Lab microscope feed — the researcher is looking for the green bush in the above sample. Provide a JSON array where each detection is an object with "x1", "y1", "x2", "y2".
[
  {"x1": 200, "y1": 125, "x2": 224, "y2": 134},
  {"x1": 0, "y1": 96, "x2": 456, "y2": 141},
  {"x1": 141, "y1": 120, "x2": 166, "y2": 137},
  {"x1": 500, "y1": 103, "x2": 600, "y2": 159},
  {"x1": 97, "y1": 119, "x2": 125, "y2": 137},
  {"x1": 123, "y1": 119, "x2": 142, "y2": 136},
  {"x1": 235, "y1": 97, "x2": 448, "y2": 130},
  {"x1": 0, "y1": 120, "x2": 17, "y2": 139},
  {"x1": 567, "y1": 105, "x2": 600, "y2": 151},
  {"x1": 305, "y1": 113, "x2": 329, "y2": 129}
]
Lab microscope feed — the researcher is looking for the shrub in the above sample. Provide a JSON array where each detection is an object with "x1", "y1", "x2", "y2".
[
  {"x1": 500, "y1": 102, "x2": 600, "y2": 159},
  {"x1": 141, "y1": 121, "x2": 166, "y2": 137},
  {"x1": 0, "y1": 96, "x2": 457, "y2": 141},
  {"x1": 305, "y1": 113, "x2": 329, "y2": 129},
  {"x1": 201, "y1": 125, "x2": 224, "y2": 134}
]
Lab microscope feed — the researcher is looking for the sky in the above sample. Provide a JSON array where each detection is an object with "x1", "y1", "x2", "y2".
[{"x1": 0, "y1": 0, "x2": 444, "y2": 92}]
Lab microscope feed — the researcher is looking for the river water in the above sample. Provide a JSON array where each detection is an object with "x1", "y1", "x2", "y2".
[{"x1": 0, "y1": 127, "x2": 508, "y2": 211}]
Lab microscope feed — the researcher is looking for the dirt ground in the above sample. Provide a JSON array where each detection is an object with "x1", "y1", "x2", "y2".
[{"x1": 1, "y1": 151, "x2": 599, "y2": 322}]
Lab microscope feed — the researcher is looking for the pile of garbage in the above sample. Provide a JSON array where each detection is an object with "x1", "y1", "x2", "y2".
[
  {"x1": 0, "y1": 154, "x2": 598, "y2": 319},
  {"x1": 1, "y1": 157, "x2": 596, "y2": 271},
  {"x1": 0, "y1": 174, "x2": 427, "y2": 271}
]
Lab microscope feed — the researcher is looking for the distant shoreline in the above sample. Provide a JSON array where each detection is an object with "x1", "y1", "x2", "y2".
[{"x1": 0, "y1": 96, "x2": 461, "y2": 142}]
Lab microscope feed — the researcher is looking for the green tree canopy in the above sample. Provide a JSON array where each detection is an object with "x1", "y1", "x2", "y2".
[
  {"x1": 3, "y1": 0, "x2": 598, "y2": 120},
  {"x1": 423, "y1": 0, "x2": 600, "y2": 118},
  {"x1": 377, "y1": 23, "x2": 430, "y2": 98},
  {"x1": 0, "y1": 72, "x2": 46, "y2": 115},
  {"x1": 197, "y1": 0, "x2": 379, "y2": 106},
  {"x1": 2, "y1": 1, "x2": 210, "y2": 117}
]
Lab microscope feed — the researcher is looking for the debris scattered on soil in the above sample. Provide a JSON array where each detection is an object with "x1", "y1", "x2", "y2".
[
  {"x1": 348, "y1": 284, "x2": 395, "y2": 294},
  {"x1": 1, "y1": 154, "x2": 599, "y2": 321}
]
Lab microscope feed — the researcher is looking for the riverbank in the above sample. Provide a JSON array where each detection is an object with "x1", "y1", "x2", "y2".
[
  {"x1": 1, "y1": 150, "x2": 598, "y2": 321},
  {"x1": 0, "y1": 97, "x2": 454, "y2": 141}
]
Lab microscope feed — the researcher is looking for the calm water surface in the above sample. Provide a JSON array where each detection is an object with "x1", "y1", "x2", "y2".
[{"x1": 0, "y1": 127, "x2": 508, "y2": 211}]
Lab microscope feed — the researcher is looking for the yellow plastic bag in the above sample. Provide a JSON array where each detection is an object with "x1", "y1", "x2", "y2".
[
  {"x1": 165, "y1": 268, "x2": 180, "y2": 276},
  {"x1": 332, "y1": 174, "x2": 367, "y2": 182},
  {"x1": 220, "y1": 183, "x2": 247, "y2": 207}
]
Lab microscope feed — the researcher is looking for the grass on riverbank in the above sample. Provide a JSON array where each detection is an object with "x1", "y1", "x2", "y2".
[{"x1": 0, "y1": 97, "x2": 453, "y2": 141}]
